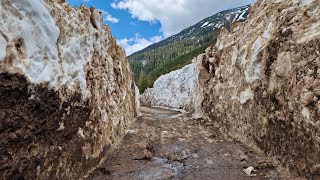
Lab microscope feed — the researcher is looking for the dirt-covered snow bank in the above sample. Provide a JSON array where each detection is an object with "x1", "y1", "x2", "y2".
[
  {"x1": 199, "y1": 0, "x2": 320, "y2": 178},
  {"x1": 0, "y1": 0, "x2": 138, "y2": 179}
]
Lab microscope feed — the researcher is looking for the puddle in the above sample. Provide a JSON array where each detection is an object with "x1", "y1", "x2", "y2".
[{"x1": 141, "y1": 106, "x2": 182, "y2": 119}]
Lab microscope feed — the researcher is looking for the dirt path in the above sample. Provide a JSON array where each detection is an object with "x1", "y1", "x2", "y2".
[{"x1": 88, "y1": 106, "x2": 287, "y2": 180}]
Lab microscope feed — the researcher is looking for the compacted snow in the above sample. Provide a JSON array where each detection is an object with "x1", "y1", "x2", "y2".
[{"x1": 141, "y1": 59, "x2": 204, "y2": 117}]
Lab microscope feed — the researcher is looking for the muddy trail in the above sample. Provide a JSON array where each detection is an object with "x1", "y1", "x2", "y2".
[{"x1": 88, "y1": 106, "x2": 288, "y2": 180}]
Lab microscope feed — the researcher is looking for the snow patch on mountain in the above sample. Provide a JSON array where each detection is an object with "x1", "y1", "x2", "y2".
[{"x1": 201, "y1": 21, "x2": 209, "y2": 28}]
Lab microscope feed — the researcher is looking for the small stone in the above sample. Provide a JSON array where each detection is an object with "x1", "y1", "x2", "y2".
[
  {"x1": 125, "y1": 129, "x2": 136, "y2": 134},
  {"x1": 181, "y1": 150, "x2": 187, "y2": 158},
  {"x1": 243, "y1": 166, "x2": 256, "y2": 176},
  {"x1": 8, "y1": 132, "x2": 17, "y2": 139},
  {"x1": 240, "y1": 154, "x2": 248, "y2": 161},
  {"x1": 206, "y1": 159, "x2": 214, "y2": 165},
  {"x1": 193, "y1": 154, "x2": 199, "y2": 158},
  {"x1": 223, "y1": 153, "x2": 231, "y2": 157}
]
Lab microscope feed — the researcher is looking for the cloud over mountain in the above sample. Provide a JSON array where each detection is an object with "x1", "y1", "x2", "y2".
[
  {"x1": 118, "y1": 34, "x2": 163, "y2": 55},
  {"x1": 111, "y1": 0, "x2": 254, "y2": 37}
]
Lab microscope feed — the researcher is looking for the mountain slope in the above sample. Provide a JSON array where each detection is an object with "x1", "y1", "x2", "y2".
[{"x1": 129, "y1": 5, "x2": 250, "y2": 92}]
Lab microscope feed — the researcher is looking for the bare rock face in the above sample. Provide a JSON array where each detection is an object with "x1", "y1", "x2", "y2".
[
  {"x1": 200, "y1": 0, "x2": 320, "y2": 178},
  {"x1": 0, "y1": 0, "x2": 138, "y2": 179},
  {"x1": 140, "y1": 59, "x2": 204, "y2": 118}
]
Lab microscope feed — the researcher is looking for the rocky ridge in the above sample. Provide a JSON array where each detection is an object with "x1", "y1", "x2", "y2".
[{"x1": 0, "y1": 0, "x2": 138, "y2": 179}]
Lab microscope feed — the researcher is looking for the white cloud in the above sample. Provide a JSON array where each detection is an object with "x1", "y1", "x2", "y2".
[
  {"x1": 105, "y1": 14, "x2": 120, "y2": 23},
  {"x1": 111, "y1": 0, "x2": 254, "y2": 37},
  {"x1": 98, "y1": 9, "x2": 120, "y2": 23},
  {"x1": 118, "y1": 34, "x2": 163, "y2": 55}
]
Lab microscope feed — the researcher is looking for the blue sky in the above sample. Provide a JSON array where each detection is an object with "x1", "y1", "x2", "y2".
[
  {"x1": 66, "y1": 0, "x2": 162, "y2": 40},
  {"x1": 66, "y1": 0, "x2": 254, "y2": 55}
]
